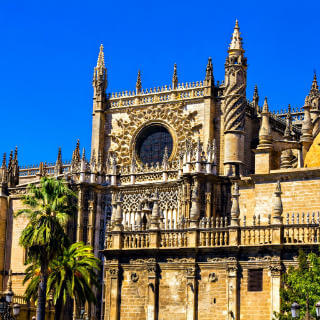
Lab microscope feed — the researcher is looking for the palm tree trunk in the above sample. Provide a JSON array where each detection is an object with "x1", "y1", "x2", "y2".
[
  {"x1": 54, "y1": 295, "x2": 63, "y2": 320},
  {"x1": 36, "y1": 262, "x2": 48, "y2": 320}
]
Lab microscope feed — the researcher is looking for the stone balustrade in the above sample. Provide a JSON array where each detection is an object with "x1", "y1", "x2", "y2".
[{"x1": 104, "y1": 213, "x2": 320, "y2": 250}]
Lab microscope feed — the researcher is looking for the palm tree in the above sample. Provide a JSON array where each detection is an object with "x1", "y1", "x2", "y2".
[
  {"x1": 23, "y1": 242, "x2": 100, "y2": 320},
  {"x1": 47, "y1": 242, "x2": 100, "y2": 320},
  {"x1": 17, "y1": 177, "x2": 76, "y2": 320}
]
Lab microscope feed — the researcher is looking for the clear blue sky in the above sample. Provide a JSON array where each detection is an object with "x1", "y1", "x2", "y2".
[{"x1": 0, "y1": 0, "x2": 319, "y2": 166}]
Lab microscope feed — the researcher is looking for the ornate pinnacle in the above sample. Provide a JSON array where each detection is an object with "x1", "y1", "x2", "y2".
[
  {"x1": 301, "y1": 96, "x2": 313, "y2": 141},
  {"x1": 57, "y1": 147, "x2": 62, "y2": 162},
  {"x1": 162, "y1": 146, "x2": 169, "y2": 168},
  {"x1": 310, "y1": 71, "x2": 319, "y2": 95},
  {"x1": 8, "y1": 151, "x2": 13, "y2": 169},
  {"x1": 284, "y1": 105, "x2": 292, "y2": 140},
  {"x1": 93, "y1": 43, "x2": 107, "y2": 91},
  {"x1": 2, "y1": 153, "x2": 6, "y2": 169},
  {"x1": 262, "y1": 97, "x2": 269, "y2": 113},
  {"x1": 14, "y1": 146, "x2": 18, "y2": 162},
  {"x1": 272, "y1": 180, "x2": 283, "y2": 224},
  {"x1": 253, "y1": 85, "x2": 259, "y2": 111},
  {"x1": 150, "y1": 189, "x2": 160, "y2": 230},
  {"x1": 205, "y1": 57, "x2": 213, "y2": 83},
  {"x1": 172, "y1": 63, "x2": 178, "y2": 89},
  {"x1": 230, "y1": 182, "x2": 240, "y2": 226},
  {"x1": 229, "y1": 19, "x2": 244, "y2": 52},
  {"x1": 136, "y1": 70, "x2": 142, "y2": 94},
  {"x1": 97, "y1": 43, "x2": 105, "y2": 69},
  {"x1": 55, "y1": 147, "x2": 63, "y2": 175},
  {"x1": 258, "y1": 97, "x2": 272, "y2": 147},
  {"x1": 73, "y1": 139, "x2": 80, "y2": 163},
  {"x1": 81, "y1": 148, "x2": 86, "y2": 161}
]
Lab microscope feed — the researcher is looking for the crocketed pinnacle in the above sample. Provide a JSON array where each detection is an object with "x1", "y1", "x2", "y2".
[
  {"x1": 205, "y1": 57, "x2": 213, "y2": 83},
  {"x1": 57, "y1": 147, "x2": 62, "y2": 162},
  {"x1": 262, "y1": 97, "x2": 269, "y2": 113},
  {"x1": 284, "y1": 105, "x2": 292, "y2": 140},
  {"x1": 136, "y1": 70, "x2": 142, "y2": 93},
  {"x1": 172, "y1": 63, "x2": 178, "y2": 89},
  {"x1": 310, "y1": 71, "x2": 319, "y2": 95},
  {"x1": 229, "y1": 19, "x2": 244, "y2": 51},
  {"x1": 2, "y1": 153, "x2": 6, "y2": 168},
  {"x1": 96, "y1": 43, "x2": 105, "y2": 69}
]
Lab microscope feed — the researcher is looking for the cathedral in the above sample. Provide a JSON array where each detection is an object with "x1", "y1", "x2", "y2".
[{"x1": 1, "y1": 20, "x2": 320, "y2": 320}]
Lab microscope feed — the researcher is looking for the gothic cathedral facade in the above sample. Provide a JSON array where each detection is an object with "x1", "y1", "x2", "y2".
[{"x1": 1, "y1": 20, "x2": 320, "y2": 320}]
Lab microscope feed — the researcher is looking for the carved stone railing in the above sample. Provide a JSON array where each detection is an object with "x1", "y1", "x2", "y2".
[
  {"x1": 104, "y1": 213, "x2": 320, "y2": 250},
  {"x1": 19, "y1": 162, "x2": 71, "y2": 177},
  {"x1": 108, "y1": 81, "x2": 209, "y2": 109}
]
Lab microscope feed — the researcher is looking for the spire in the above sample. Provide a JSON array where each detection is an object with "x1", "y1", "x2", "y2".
[
  {"x1": 136, "y1": 70, "x2": 142, "y2": 94},
  {"x1": 258, "y1": 97, "x2": 272, "y2": 147},
  {"x1": 8, "y1": 151, "x2": 13, "y2": 169},
  {"x1": 55, "y1": 147, "x2": 63, "y2": 175},
  {"x1": 2, "y1": 153, "x2": 6, "y2": 169},
  {"x1": 14, "y1": 146, "x2": 17, "y2": 162},
  {"x1": 252, "y1": 85, "x2": 259, "y2": 112},
  {"x1": 92, "y1": 43, "x2": 107, "y2": 95},
  {"x1": 172, "y1": 63, "x2": 178, "y2": 89},
  {"x1": 310, "y1": 71, "x2": 319, "y2": 95},
  {"x1": 262, "y1": 97, "x2": 269, "y2": 113},
  {"x1": 97, "y1": 43, "x2": 105, "y2": 69},
  {"x1": 228, "y1": 19, "x2": 244, "y2": 53},
  {"x1": 74, "y1": 140, "x2": 80, "y2": 162},
  {"x1": 205, "y1": 57, "x2": 214, "y2": 84}
]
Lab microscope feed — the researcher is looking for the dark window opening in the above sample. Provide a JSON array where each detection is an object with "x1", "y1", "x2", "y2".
[
  {"x1": 136, "y1": 125, "x2": 173, "y2": 165},
  {"x1": 248, "y1": 269, "x2": 263, "y2": 292}
]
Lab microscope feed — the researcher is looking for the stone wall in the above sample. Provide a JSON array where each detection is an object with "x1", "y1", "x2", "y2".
[
  {"x1": 103, "y1": 249, "x2": 285, "y2": 320},
  {"x1": 239, "y1": 171, "x2": 320, "y2": 223}
]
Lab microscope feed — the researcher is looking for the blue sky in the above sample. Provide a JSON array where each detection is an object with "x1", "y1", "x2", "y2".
[{"x1": 0, "y1": 0, "x2": 319, "y2": 166}]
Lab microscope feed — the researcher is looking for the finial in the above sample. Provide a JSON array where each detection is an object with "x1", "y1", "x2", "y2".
[
  {"x1": 235, "y1": 19, "x2": 239, "y2": 29},
  {"x1": 262, "y1": 97, "x2": 269, "y2": 113},
  {"x1": 205, "y1": 57, "x2": 214, "y2": 83},
  {"x1": 172, "y1": 63, "x2": 178, "y2": 89},
  {"x1": 97, "y1": 43, "x2": 105, "y2": 68},
  {"x1": 230, "y1": 181, "x2": 240, "y2": 226},
  {"x1": 2, "y1": 153, "x2": 6, "y2": 168},
  {"x1": 136, "y1": 70, "x2": 142, "y2": 94},
  {"x1": 272, "y1": 180, "x2": 283, "y2": 224},
  {"x1": 57, "y1": 147, "x2": 62, "y2": 162},
  {"x1": 229, "y1": 19, "x2": 244, "y2": 51},
  {"x1": 252, "y1": 85, "x2": 260, "y2": 112},
  {"x1": 81, "y1": 148, "x2": 86, "y2": 160},
  {"x1": 8, "y1": 151, "x2": 13, "y2": 168},
  {"x1": 14, "y1": 146, "x2": 18, "y2": 161},
  {"x1": 284, "y1": 106, "x2": 292, "y2": 140}
]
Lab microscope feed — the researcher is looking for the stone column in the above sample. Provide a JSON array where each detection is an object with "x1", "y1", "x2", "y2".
[
  {"x1": 205, "y1": 182, "x2": 212, "y2": 218},
  {"x1": 269, "y1": 263, "x2": 282, "y2": 319},
  {"x1": 147, "y1": 263, "x2": 158, "y2": 320},
  {"x1": 0, "y1": 194, "x2": 8, "y2": 291},
  {"x1": 107, "y1": 264, "x2": 121, "y2": 320},
  {"x1": 87, "y1": 200, "x2": 95, "y2": 246},
  {"x1": 94, "y1": 192, "x2": 102, "y2": 255},
  {"x1": 186, "y1": 266, "x2": 197, "y2": 320},
  {"x1": 76, "y1": 188, "x2": 84, "y2": 242},
  {"x1": 227, "y1": 263, "x2": 239, "y2": 320}
]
